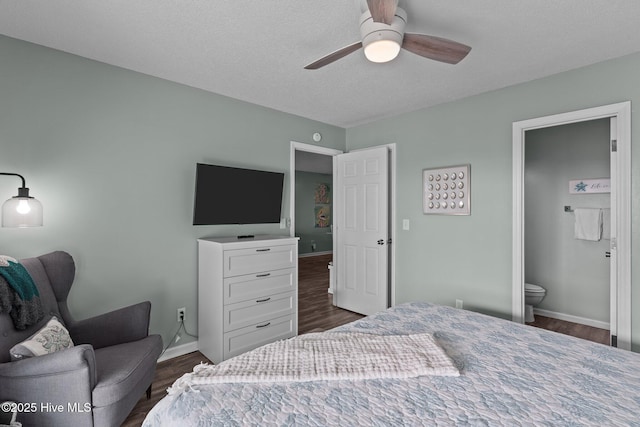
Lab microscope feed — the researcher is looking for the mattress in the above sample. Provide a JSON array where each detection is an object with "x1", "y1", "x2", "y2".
[{"x1": 143, "y1": 302, "x2": 640, "y2": 426}]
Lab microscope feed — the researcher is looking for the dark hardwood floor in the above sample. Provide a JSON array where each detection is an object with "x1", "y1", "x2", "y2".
[
  {"x1": 527, "y1": 315, "x2": 610, "y2": 345},
  {"x1": 123, "y1": 253, "x2": 363, "y2": 426},
  {"x1": 123, "y1": 351, "x2": 210, "y2": 426},
  {"x1": 297, "y1": 253, "x2": 365, "y2": 334}
]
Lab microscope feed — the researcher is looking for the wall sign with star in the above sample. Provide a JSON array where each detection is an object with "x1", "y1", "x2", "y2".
[{"x1": 569, "y1": 178, "x2": 610, "y2": 194}]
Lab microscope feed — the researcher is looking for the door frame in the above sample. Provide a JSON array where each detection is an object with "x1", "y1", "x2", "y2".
[
  {"x1": 290, "y1": 141, "x2": 397, "y2": 308},
  {"x1": 511, "y1": 101, "x2": 631, "y2": 350},
  {"x1": 289, "y1": 141, "x2": 343, "y2": 243}
]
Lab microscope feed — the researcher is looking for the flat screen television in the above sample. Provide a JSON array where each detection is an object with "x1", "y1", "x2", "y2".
[{"x1": 193, "y1": 163, "x2": 285, "y2": 225}]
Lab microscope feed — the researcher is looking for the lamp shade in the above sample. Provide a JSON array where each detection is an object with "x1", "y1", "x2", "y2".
[
  {"x1": 2, "y1": 194, "x2": 43, "y2": 227},
  {"x1": 0, "y1": 173, "x2": 43, "y2": 227}
]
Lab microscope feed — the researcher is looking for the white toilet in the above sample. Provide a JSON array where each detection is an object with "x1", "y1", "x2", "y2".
[{"x1": 525, "y1": 283, "x2": 546, "y2": 322}]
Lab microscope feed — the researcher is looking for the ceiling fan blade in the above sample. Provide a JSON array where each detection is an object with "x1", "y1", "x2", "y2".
[
  {"x1": 366, "y1": 0, "x2": 398, "y2": 24},
  {"x1": 402, "y1": 33, "x2": 471, "y2": 64},
  {"x1": 304, "y1": 41, "x2": 363, "y2": 70}
]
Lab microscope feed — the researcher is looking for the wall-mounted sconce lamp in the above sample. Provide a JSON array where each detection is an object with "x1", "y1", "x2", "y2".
[{"x1": 0, "y1": 173, "x2": 43, "y2": 227}]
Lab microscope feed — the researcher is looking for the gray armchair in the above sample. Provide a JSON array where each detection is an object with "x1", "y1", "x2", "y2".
[{"x1": 0, "y1": 251, "x2": 163, "y2": 427}]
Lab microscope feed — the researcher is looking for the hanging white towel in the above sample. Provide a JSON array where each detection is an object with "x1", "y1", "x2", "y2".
[
  {"x1": 601, "y1": 208, "x2": 611, "y2": 240},
  {"x1": 574, "y1": 208, "x2": 602, "y2": 241}
]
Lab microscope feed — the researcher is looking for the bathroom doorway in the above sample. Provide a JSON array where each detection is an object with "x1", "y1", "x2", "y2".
[
  {"x1": 512, "y1": 102, "x2": 631, "y2": 350},
  {"x1": 524, "y1": 119, "x2": 610, "y2": 335}
]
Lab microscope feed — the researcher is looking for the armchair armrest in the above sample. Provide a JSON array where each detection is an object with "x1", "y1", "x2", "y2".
[
  {"x1": 67, "y1": 301, "x2": 151, "y2": 350},
  {"x1": 0, "y1": 344, "x2": 96, "y2": 396},
  {"x1": 0, "y1": 345, "x2": 96, "y2": 426}
]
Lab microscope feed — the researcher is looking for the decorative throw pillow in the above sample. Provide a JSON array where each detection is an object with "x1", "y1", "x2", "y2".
[{"x1": 9, "y1": 316, "x2": 74, "y2": 361}]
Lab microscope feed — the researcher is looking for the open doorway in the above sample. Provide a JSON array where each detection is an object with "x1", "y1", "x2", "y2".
[
  {"x1": 294, "y1": 150, "x2": 334, "y2": 259},
  {"x1": 290, "y1": 141, "x2": 397, "y2": 324},
  {"x1": 524, "y1": 119, "x2": 610, "y2": 343},
  {"x1": 512, "y1": 102, "x2": 631, "y2": 350},
  {"x1": 289, "y1": 142, "x2": 363, "y2": 333}
]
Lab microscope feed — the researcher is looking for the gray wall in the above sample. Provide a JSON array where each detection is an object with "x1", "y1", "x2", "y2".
[
  {"x1": 346, "y1": 52, "x2": 640, "y2": 350},
  {"x1": 295, "y1": 171, "x2": 333, "y2": 255},
  {"x1": 4, "y1": 33, "x2": 640, "y2": 352},
  {"x1": 525, "y1": 119, "x2": 610, "y2": 323},
  {"x1": 0, "y1": 35, "x2": 346, "y2": 349}
]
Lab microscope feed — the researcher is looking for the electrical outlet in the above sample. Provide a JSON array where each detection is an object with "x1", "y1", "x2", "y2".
[
  {"x1": 177, "y1": 307, "x2": 186, "y2": 322},
  {"x1": 455, "y1": 299, "x2": 463, "y2": 309}
]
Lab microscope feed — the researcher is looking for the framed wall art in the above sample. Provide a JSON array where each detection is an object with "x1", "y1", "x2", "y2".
[{"x1": 423, "y1": 164, "x2": 470, "y2": 215}]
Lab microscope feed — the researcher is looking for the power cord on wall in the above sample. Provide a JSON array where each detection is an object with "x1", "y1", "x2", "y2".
[
  {"x1": 158, "y1": 316, "x2": 198, "y2": 359},
  {"x1": 178, "y1": 313, "x2": 198, "y2": 339}
]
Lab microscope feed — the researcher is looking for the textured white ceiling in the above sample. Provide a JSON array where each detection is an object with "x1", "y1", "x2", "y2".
[{"x1": 1, "y1": 0, "x2": 640, "y2": 128}]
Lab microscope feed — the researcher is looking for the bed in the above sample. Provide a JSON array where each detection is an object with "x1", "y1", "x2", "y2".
[{"x1": 143, "y1": 302, "x2": 640, "y2": 426}]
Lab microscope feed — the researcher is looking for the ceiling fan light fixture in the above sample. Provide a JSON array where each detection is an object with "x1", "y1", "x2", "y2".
[
  {"x1": 359, "y1": 7, "x2": 406, "y2": 64},
  {"x1": 363, "y1": 39, "x2": 401, "y2": 63},
  {"x1": 304, "y1": 3, "x2": 471, "y2": 70}
]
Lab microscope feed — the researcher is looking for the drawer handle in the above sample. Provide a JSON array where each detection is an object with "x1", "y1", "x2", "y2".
[
  {"x1": 256, "y1": 248, "x2": 271, "y2": 252},
  {"x1": 256, "y1": 297, "x2": 271, "y2": 303},
  {"x1": 256, "y1": 322, "x2": 271, "y2": 328},
  {"x1": 256, "y1": 273, "x2": 271, "y2": 278}
]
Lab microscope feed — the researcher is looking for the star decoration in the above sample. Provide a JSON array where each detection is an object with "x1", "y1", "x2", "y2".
[{"x1": 574, "y1": 181, "x2": 588, "y2": 192}]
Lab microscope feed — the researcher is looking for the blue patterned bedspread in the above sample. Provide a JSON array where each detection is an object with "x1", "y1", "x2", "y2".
[{"x1": 143, "y1": 302, "x2": 640, "y2": 426}]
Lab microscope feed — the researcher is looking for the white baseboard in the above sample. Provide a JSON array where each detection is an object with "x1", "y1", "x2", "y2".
[
  {"x1": 533, "y1": 308, "x2": 610, "y2": 330},
  {"x1": 298, "y1": 251, "x2": 333, "y2": 258},
  {"x1": 158, "y1": 341, "x2": 199, "y2": 362}
]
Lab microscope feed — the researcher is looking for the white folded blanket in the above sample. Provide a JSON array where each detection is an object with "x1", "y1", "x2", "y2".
[{"x1": 168, "y1": 332, "x2": 458, "y2": 394}]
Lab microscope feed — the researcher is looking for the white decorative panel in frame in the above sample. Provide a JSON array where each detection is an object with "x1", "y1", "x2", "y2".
[{"x1": 423, "y1": 164, "x2": 470, "y2": 215}]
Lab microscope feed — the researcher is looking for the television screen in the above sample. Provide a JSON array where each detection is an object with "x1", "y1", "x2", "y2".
[{"x1": 193, "y1": 163, "x2": 285, "y2": 225}]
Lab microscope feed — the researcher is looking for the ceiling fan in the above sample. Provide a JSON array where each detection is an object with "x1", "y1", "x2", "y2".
[{"x1": 304, "y1": 0, "x2": 471, "y2": 70}]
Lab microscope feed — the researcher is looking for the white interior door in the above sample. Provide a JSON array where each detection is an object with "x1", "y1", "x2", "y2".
[
  {"x1": 334, "y1": 146, "x2": 389, "y2": 315},
  {"x1": 609, "y1": 116, "x2": 618, "y2": 346}
]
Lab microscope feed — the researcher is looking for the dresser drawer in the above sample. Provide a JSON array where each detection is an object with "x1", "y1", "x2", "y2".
[
  {"x1": 223, "y1": 268, "x2": 295, "y2": 304},
  {"x1": 223, "y1": 314, "x2": 294, "y2": 360},
  {"x1": 223, "y1": 244, "x2": 296, "y2": 277},
  {"x1": 223, "y1": 292, "x2": 294, "y2": 332}
]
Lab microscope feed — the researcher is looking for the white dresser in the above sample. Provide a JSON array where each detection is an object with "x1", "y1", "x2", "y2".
[{"x1": 197, "y1": 235, "x2": 299, "y2": 363}]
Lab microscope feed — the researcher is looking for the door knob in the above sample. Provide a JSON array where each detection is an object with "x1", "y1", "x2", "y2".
[{"x1": 377, "y1": 239, "x2": 385, "y2": 245}]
